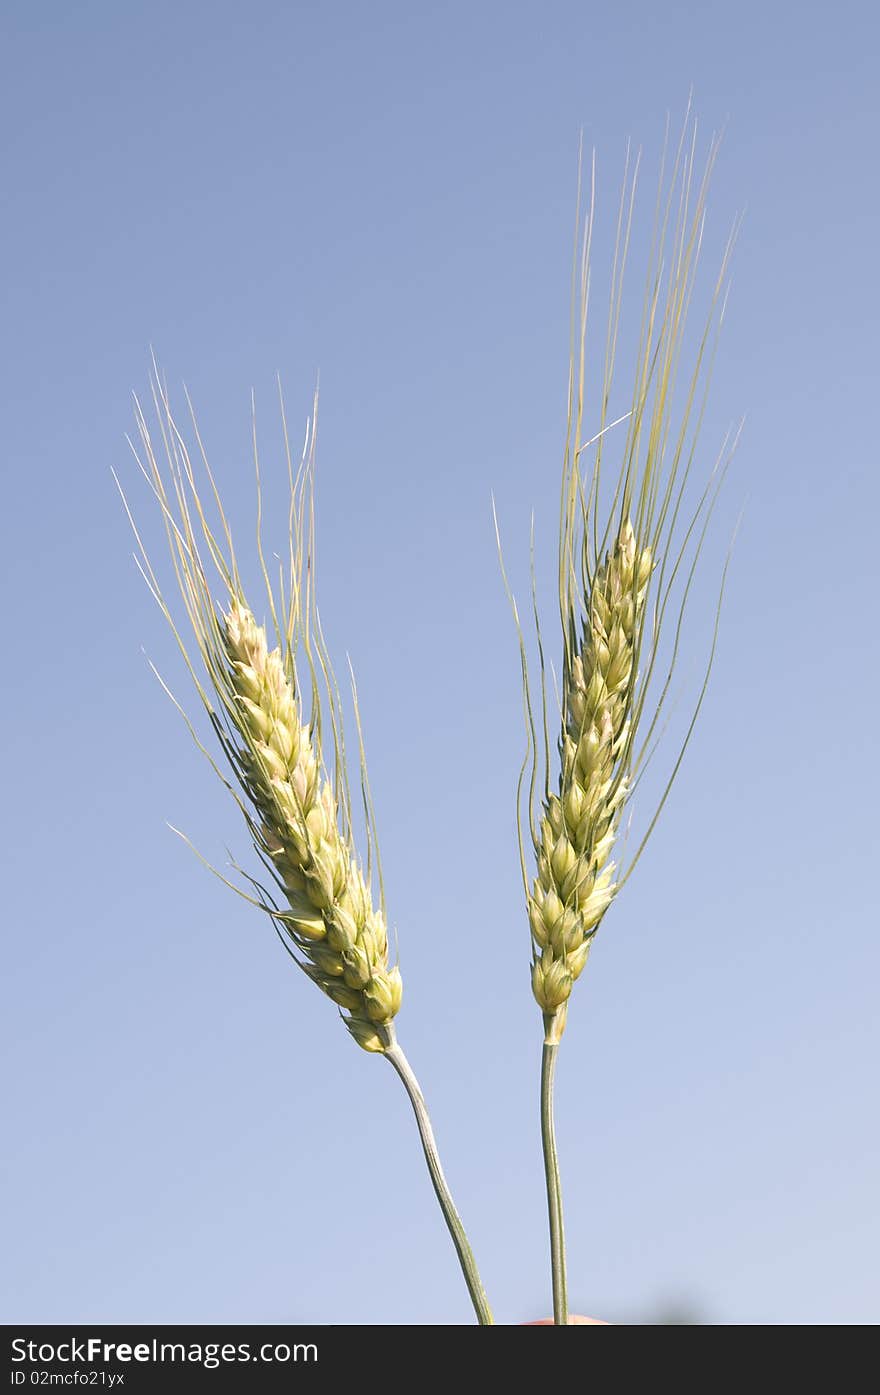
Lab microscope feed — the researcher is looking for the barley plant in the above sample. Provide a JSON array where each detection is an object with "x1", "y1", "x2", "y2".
[
  {"x1": 117, "y1": 382, "x2": 492, "y2": 1324},
  {"x1": 120, "y1": 108, "x2": 735, "y2": 1324},
  {"x1": 507, "y1": 118, "x2": 737, "y2": 1322}
]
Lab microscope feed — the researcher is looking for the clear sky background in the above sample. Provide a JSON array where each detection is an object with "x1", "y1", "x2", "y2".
[{"x1": 2, "y1": 2, "x2": 878, "y2": 1326}]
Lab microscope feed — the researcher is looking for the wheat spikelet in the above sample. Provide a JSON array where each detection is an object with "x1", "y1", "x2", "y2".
[
  {"x1": 223, "y1": 599, "x2": 401, "y2": 1049},
  {"x1": 119, "y1": 377, "x2": 400, "y2": 1052},
  {"x1": 529, "y1": 520, "x2": 652, "y2": 1023},
  {"x1": 512, "y1": 118, "x2": 739, "y2": 1043}
]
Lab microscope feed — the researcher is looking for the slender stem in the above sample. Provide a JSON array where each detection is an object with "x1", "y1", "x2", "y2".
[
  {"x1": 385, "y1": 1040, "x2": 494, "y2": 1325},
  {"x1": 541, "y1": 1016, "x2": 568, "y2": 1325}
]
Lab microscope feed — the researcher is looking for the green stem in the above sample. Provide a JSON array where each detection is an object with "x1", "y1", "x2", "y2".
[
  {"x1": 385, "y1": 1039, "x2": 494, "y2": 1325},
  {"x1": 541, "y1": 1014, "x2": 568, "y2": 1325}
]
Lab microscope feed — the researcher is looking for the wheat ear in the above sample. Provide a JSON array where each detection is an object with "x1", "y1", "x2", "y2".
[
  {"x1": 118, "y1": 374, "x2": 492, "y2": 1323},
  {"x1": 222, "y1": 598, "x2": 401, "y2": 1050},
  {"x1": 511, "y1": 117, "x2": 739, "y2": 1322},
  {"x1": 529, "y1": 518, "x2": 652, "y2": 1032}
]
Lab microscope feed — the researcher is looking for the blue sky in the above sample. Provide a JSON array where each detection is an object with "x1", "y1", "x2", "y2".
[{"x1": 2, "y1": 2, "x2": 878, "y2": 1324}]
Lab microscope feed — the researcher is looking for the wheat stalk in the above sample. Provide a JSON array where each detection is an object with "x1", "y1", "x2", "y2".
[
  {"x1": 509, "y1": 114, "x2": 739, "y2": 1322},
  {"x1": 117, "y1": 374, "x2": 492, "y2": 1323}
]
